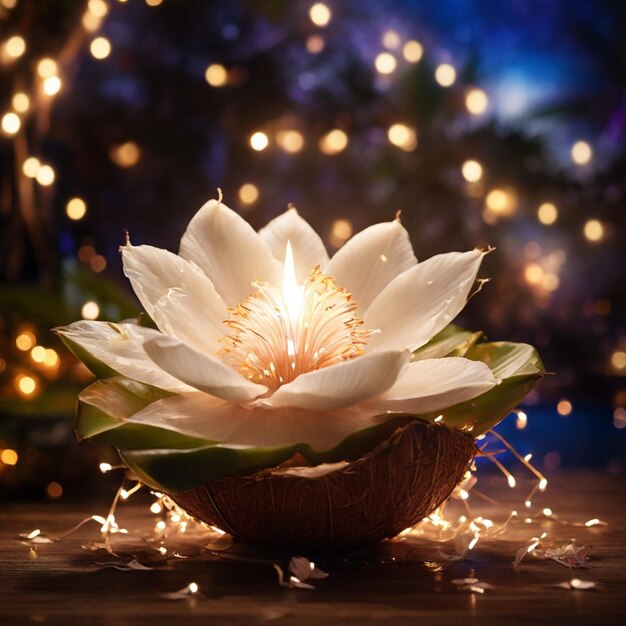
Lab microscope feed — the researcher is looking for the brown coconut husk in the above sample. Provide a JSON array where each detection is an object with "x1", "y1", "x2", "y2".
[{"x1": 173, "y1": 420, "x2": 475, "y2": 552}]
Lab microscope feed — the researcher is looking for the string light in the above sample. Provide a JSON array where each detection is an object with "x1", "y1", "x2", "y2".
[
  {"x1": 47, "y1": 482, "x2": 63, "y2": 498},
  {"x1": 557, "y1": 399, "x2": 572, "y2": 416},
  {"x1": 435, "y1": 63, "x2": 456, "y2": 87},
  {"x1": 43, "y1": 76, "x2": 62, "y2": 96},
  {"x1": 0, "y1": 449, "x2": 18, "y2": 465},
  {"x1": 402, "y1": 40, "x2": 423, "y2": 63},
  {"x1": 90, "y1": 36, "x2": 111, "y2": 60},
  {"x1": 37, "y1": 58, "x2": 58, "y2": 78},
  {"x1": 381, "y1": 30, "x2": 401, "y2": 50},
  {"x1": 66, "y1": 197, "x2": 87, "y2": 220},
  {"x1": 465, "y1": 88, "x2": 488, "y2": 114},
  {"x1": 1, "y1": 0, "x2": 18, "y2": 9},
  {"x1": 612, "y1": 351, "x2": 626, "y2": 370},
  {"x1": 31, "y1": 346, "x2": 47, "y2": 363},
  {"x1": 524, "y1": 263, "x2": 544, "y2": 285},
  {"x1": 12, "y1": 92, "x2": 30, "y2": 113},
  {"x1": 329, "y1": 218, "x2": 353, "y2": 247},
  {"x1": 146, "y1": 0, "x2": 164, "y2": 6},
  {"x1": 583, "y1": 219, "x2": 604, "y2": 242},
  {"x1": 16, "y1": 374, "x2": 38, "y2": 396},
  {"x1": 16, "y1": 331, "x2": 36, "y2": 351},
  {"x1": 309, "y1": 3, "x2": 331, "y2": 27},
  {"x1": 387, "y1": 123, "x2": 417, "y2": 151},
  {"x1": 36, "y1": 164, "x2": 55, "y2": 186},
  {"x1": 276, "y1": 129, "x2": 304, "y2": 153},
  {"x1": 205, "y1": 63, "x2": 228, "y2": 87},
  {"x1": 305, "y1": 34, "x2": 325, "y2": 54},
  {"x1": 81, "y1": 301, "x2": 100, "y2": 320},
  {"x1": 375, "y1": 52, "x2": 397, "y2": 74},
  {"x1": 571, "y1": 140, "x2": 592, "y2": 165},
  {"x1": 110, "y1": 141, "x2": 141, "y2": 167},
  {"x1": 461, "y1": 160, "x2": 483, "y2": 182},
  {"x1": 250, "y1": 131, "x2": 269, "y2": 151},
  {"x1": 542, "y1": 273, "x2": 559, "y2": 292},
  {"x1": 88, "y1": 0, "x2": 109, "y2": 17},
  {"x1": 44, "y1": 349, "x2": 59, "y2": 367},
  {"x1": 82, "y1": 10, "x2": 102, "y2": 32},
  {"x1": 1, "y1": 112, "x2": 20, "y2": 135},
  {"x1": 537, "y1": 202, "x2": 558, "y2": 225},
  {"x1": 238, "y1": 183, "x2": 259, "y2": 205},
  {"x1": 319, "y1": 128, "x2": 348, "y2": 154},
  {"x1": 485, "y1": 188, "x2": 516, "y2": 218},
  {"x1": 4, "y1": 35, "x2": 26, "y2": 58}
]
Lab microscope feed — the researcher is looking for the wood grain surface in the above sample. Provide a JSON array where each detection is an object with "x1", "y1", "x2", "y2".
[{"x1": 1, "y1": 470, "x2": 625, "y2": 625}]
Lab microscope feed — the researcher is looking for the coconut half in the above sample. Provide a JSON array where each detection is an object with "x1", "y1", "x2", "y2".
[{"x1": 173, "y1": 419, "x2": 475, "y2": 552}]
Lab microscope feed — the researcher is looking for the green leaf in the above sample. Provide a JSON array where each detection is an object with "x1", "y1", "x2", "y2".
[
  {"x1": 413, "y1": 324, "x2": 483, "y2": 359},
  {"x1": 55, "y1": 329, "x2": 117, "y2": 379}
]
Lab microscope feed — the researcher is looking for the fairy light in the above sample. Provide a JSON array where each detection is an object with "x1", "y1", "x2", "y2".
[
  {"x1": 26, "y1": 529, "x2": 41, "y2": 540},
  {"x1": 188, "y1": 582, "x2": 199, "y2": 594},
  {"x1": 82, "y1": 10, "x2": 102, "y2": 31},
  {"x1": 22, "y1": 157, "x2": 41, "y2": 177},
  {"x1": 485, "y1": 188, "x2": 516, "y2": 216},
  {"x1": 537, "y1": 202, "x2": 558, "y2": 225},
  {"x1": 37, "y1": 58, "x2": 58, "y2": 78},
  {"x1": 43, "y1": 76, "x2": 62, "y2": 96},
  {"x1": 47, "y1": 482, "x2": 63, "y2": 499},
  {"x1": 66, "y1": 197, "x2": 87, "y2": 220},
  {"x1": 88, "y1": 0, "x2": 108, "y2": 17},
  {"x1": 36, "y1": 164, "x2": 55, "y2": 186},
  {"x1": 585, "y1": 519, "x2": 601, "y2": 527},
  {"x1": 382, "y1": 30, "x2": 401, "y2": 50},
  {"x1": 515, "y1": 410, "x2": 528, "y2": 429},
  {"x1": 542, "y1": 273, "x2": 559, "y2": 292},
  {"x1": 402, "y1": 40, "x2": 423, "y2": 63},
  {"x1": 319, "y1": 129, "x2": 348, "y2": 154},
  {"x1": 99, "y1": 463, "x2": 113, "y2": 473},
  {"x1": 542, "y1": 507, "x2": 553, "y2": 516},
  {"x1": 4, "y1": 35, "x2": 26, "y2": 58},
  {"x1": 490, "y1": 429, "x2": 548, "y2": 488},
  {"x1": 557, "y1": 399, "x2": 572, "y2": 416},
  {"x1": 31, "y1": 346, "x2": 46, "y2": 363},
  {"x1": 90, "y1": 36, "x2": 111, "y2": 60},
  {"x1": 612, "y1": 351, "x2": 626, "y2": 370},
  {"x1": 1, "y1": 449, "x2": 18, "y2": 465},
  {"x1": 461, "y1": 160, "x2": 482, "y2": 182},
  {"x1": 329, "y1": 218, "x2": 353, "y2": 247},
  {"x1": 146, "y1": 0, "x2": 164, "y2": 5},
  {"x1": 16, "y1": 375, "x2": 37, "y2": 396},
  {"x1": 12, "y1": 92, "x2": 30, "y2": 113},
  {"x1": 16, "y1": 331, "x2": 36, "y2": 351},
  {"x1": 276, "y1": 129, "x2": 304, "y2": 153},
  {"x1": 250, "y1": 131, "x2": 269, "y2": 151},
  {"x1": 238, "y1": 183, "x2": 259, "y2": 205},
  {"x1": 571, "y1": 140, "x2": 592, "y2": 165},
  {"x1": 81, "y1": 301, "x2": 100, "y2": 320},
  {"x1": 43, "y1": 349, "x2": 59, "y2": 367},
  {"x1": 91, "y1": 255, "x2": 107, "y2": 272},
  {"x1": 1, "y1": 112, "x2": 20, "y2": 135},
  {"x1": 155, "y1": 520, "x2": 166, "y2": 531},
  {"x1": 309, "y1": 3, "x2": 331, "y2": 27},
  {"x1": 150, "y1": 502, "x2": 162, "y2": 514},
  {"x1": 387, "y1": 123, "x2": 417, "y2": 151},
  {"x1": 539, "y1": 478, "x2": 548, "y2": 491},
  {"x1": 583, "y1": 219, "x2": 604, "y2": 242},
  {"x1": 305, "y1": 34, "x2": 325, "y2": 54},
  {"x1": 465, "y1": 88, "x2": 488, "y2": 114},
  {"x1": 435, "y1": 63, "x2": 456, "y2": 87},
  {"x1": 110, "y1": 141, "x2": 141, "y2": 167},
  {"x1": 524, "y1": 263, "x2": 544, "y2": 285},
  {"x1": 375, "y1": 52, "x2": 397, "y2": 74},
  {"x1": 205, "y1": 63, "x2": 228, "y2": 87}
]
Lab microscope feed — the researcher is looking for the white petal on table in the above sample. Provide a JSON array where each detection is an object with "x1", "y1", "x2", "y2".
[
  {"x1": 258, "y1": 208, "x2": 329, "y2": 283},
  {"x1": 55, "y1": 321, "x2": 193, "y2": 393},
  {"x1": 179, "y1": 199, "x2": 282, "y2": 306},
  {"x1": 128, "y1": 392, "x2": 392, "y2": 450},
  {"x1": 143, "y1": 335, "x2": 267, "y2": 403},
  {"x1": 266, "y1": 349, "x2": 410, "y2": 412},
  {"x1": 365, "y1": 250, "x2": 485, "y2": 353},
  {"x1": 324, "y1": 219, "x2": 417, "y2": 311},
  {"x1": 121, "y1": 243, "x2": 228, "y2": 354},
  {"x1": 369, "y1": 357, "x2": 497, "y2": 414}
]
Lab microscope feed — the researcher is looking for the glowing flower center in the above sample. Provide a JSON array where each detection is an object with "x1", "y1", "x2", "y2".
[{"x1": 220, "y1": 242, "x2": 370, "y2": 390}]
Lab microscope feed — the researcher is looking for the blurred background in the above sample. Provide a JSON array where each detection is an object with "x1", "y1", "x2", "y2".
[{"x1": 0, "y1": 0, "x2": 624, "y2": 501}]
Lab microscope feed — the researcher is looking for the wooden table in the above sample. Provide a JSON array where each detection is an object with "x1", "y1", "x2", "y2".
[{"x1": 1, "y1": 470, "x2": 625, "y2": 625}]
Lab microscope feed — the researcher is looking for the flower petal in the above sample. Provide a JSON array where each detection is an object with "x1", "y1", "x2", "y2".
[
  {"x1": 142, "y1": 335, "x2": 267, "y2": 403},
  {"x1": 55, "y1": 321, "x2": 193, "y2": 392},
  {"x1": 179, "y1": 199, "x2": 282, "y2": 305},
  {"x1": 371, "y1": 357, "x2": 497, "y2": 413},
  {"x1": 324, "y1": 219, "x2": 417, "y2": 311},
  {"x1": 121, "y1": 243, "x2": 227, "y2": 354},
  {"x1": 266, "y1": 349, "x2": 410, "y2": 412},
  {"x1": 258, "y1": 208, "x2": 329, "y2": 283},
  {"x1": 365, "y1": 250, "x2": 485, "y2": 353},
  {"x1": 128, "y1": 392, "x2": 389, "y2": 450}
]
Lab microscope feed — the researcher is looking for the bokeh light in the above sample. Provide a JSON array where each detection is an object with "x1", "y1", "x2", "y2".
[
  {"x1": 465, "y1": 88, "x2": 489, "y2": 114},
  {"x1": 90, "y1": 37, "x2": 111, "y2": 60},
  {"x1": 461, "y1": 160, "x2": 483, "y2": 182},
  {"x1": 1, "y1": 112, "x2": 20, "y2": 135},
  {"x1": 309, "y1": 3, "x2": 332, "y2": 27},
  {"x1": 402, "y1": 40, "x2": 423, "y2": 63},
  {"x1": 250, "y1": 131, "x2": 269, "y2": 151},
  {"x1": 319, "y1": 129, "x2": 348, "y2": 154},
  {"x1": 205, "y1": 63, "x2": 228, "y2": 87},
  {"x1": 66, "y1": 198, "x2": 87, "y2": 221},
  {"x1": 583, "y1": 219, "x2": 604, "y2": 242},
  {"x1": 387, "y1": 123, "x2": 417, "y2": 151},
  {"x1": 435, "y1": 63, "x2": 456, "y2": 86},
  {"x1": 375, "y1": 52, "x2": 397, "y2": 74},
  {"x1": 537, "y1": 202, "x2": 558, "y2": 225}
]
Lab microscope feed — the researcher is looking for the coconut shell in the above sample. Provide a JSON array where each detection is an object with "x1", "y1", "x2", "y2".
[{"x1": 172, "y1": 420, "x2": 475, "y2": 552}]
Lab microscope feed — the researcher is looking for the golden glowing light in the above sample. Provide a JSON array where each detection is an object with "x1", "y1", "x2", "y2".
[
  {"x1": 319, "y1": 128, "x2": 348, "y2": 154},
  {"x1": 485, "y1": 188, "x2": 516, "y2": 216},
  {"x1": 583, "y1": 219, "x2": 604, "y2": 242},
  {"x1": 31, "y1": 346, "x2": 46, "y2": 363},
  {"x1": 47, "y1": 482, "x2": 63, "y2": 498},
  {"x1": 16, "y1": 375, "x2": 37, "y2": 396},
  {"x1": 537, "y1": 202, "x2": 558, "y2": 225},
  {"x1": 90, "y1": 36, "x2": 111, "y2": 60},
  {"x1": 387, "y1": 123, "x2": 417, "y2": 151},
  {"x1": 309, "y1": 3, "x2": 331, "y2": 27},
  {"x1": 4, "y1": 35, "x2": 26, "y2": 58},
  {"x1": 435, "y1": 63, "x2": 456, "y2": 87},
  {"x1": 250, "y1": 131, "x2": 269, "y2": 151},
  {"x1": 276, "y1": 129, "x2": 304, "y2": 153},
  {"x1": 329, "y1": 218, "x2": 353, "y2": 247},
  {"x1": 403, "y1": 40, "x2": 423, "y2": 63},
  {"x1": 205, "y1": 63, "x2": 228, "y2": 87},
  {"x1": 146, "y1": 0, "x2": 163, "y2": 5},
  {"x1": 542, "y1": 273, "x2": 559, "y2": 292},
  {"x1": 66, "y1": 197, "x2": 87, "y2": 220},
  {"x1": 37, "y1": 58, "x2": 58, "y2": 78},
  {"x1": 12, "y1": 92, "x2": 30, "y2": 113},
  {"x1": 44, "y1": 349, "x2": 59, "y2": 367},
  {"x1": 557, "y1": 399, "x2": 572, "y2": 416},
  {"x1": 1, "y1": 112, "x2": 20, "y2": 135},
  {"x1": 375, "y1": 52, "x2": 397, "y2": 74},
  {"x1": 571, "y1": 140, "x2": 592, "y2": 165},
  {"x1": 1, "y1": 0, "x2": 17, "y2": 8},
  {"x1": 110, "y1": 141, "x2": 141, "y2": 167},
  {"x1": 43, "y1": 76, "x2": 62, "y2": 96},
  {"x1": 382, "y1": 30, "x2": 401, "y2": 50},
  {"x1": 16, "y1": 331, "x2": 36, "y2": 351},
  {"x1": 611, "y1": 351, "x2": 626, "y2": 370},
  {"x1": 36, "y1": 164, "x2": 55, "y2": 186},
  {"x1": 238, "y1": 183, "x2": 259, "y2": 205},
  {"x1": 88, "y1": 0, "x2": 109, "y2": 17},
  {"x1": 465, "y1": 88, "x2": 488, "y2": 114},
  {"x1": 524, "y1": 263, "x2": 544, "y2": 285},
  {"x1": 516, "y1": 411, "x2": 528, "y2": 429},
  {"x1": 22, "y1": 157, "x2": 41, "y2": 178},
  {"x1": 82, "y1": 301, "x2": 100, "y2": 320},
  {"x1": 150, "y1": 502, "x2": 162, "y2": 514},
  {"x1": 461, "y1": 160, "x2": 483, "y2": 182},
  {"x1": 1, "y1": 449, "x2": 18, "y2": 465},
  {"x1": 82, "y1": 10, "x2": 102, "y2": 31},
  {"x1": 305, "y1": 34, "x2": 325, "y2": 54},
  {"x1": 91, "y1": 255, "x2": 107, "y2": 273}
]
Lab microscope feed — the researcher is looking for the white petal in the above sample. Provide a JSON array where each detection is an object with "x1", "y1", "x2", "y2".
[
  {"x1": 324, "y1": 219, "x2": 417, "y2": 311},
  {"x1": 258, "y1": 208, "x2": 329, "y2": 282},
  {"x1": 365, "y1": 250, "x2": 485, "y2": 353},
  {"x1": 142, "y1": 335, "x2": 267, "y2": 403},
  {"x1": 129, "y1": 392, "x2": 390, "y2": 450},
  {"x1": 55, "y1": 321, "x2": 193, "y2": 393},
  {"x1": 121, "y1": 243, "x2": 227, "y2": 354},
  {"x1": 371, "y1": 357, "x2": 497, "y2": 413},
  {"x1": 266, "y1": 349, "x2": 410, "y2": 412},
  {"x1": 179, "y1": 199, "x2": 282, "y2": 305}
]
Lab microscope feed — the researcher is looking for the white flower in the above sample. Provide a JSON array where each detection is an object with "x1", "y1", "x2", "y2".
[{"x1": 57, "y1": 200, "x2": 497, "y2": 450}]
